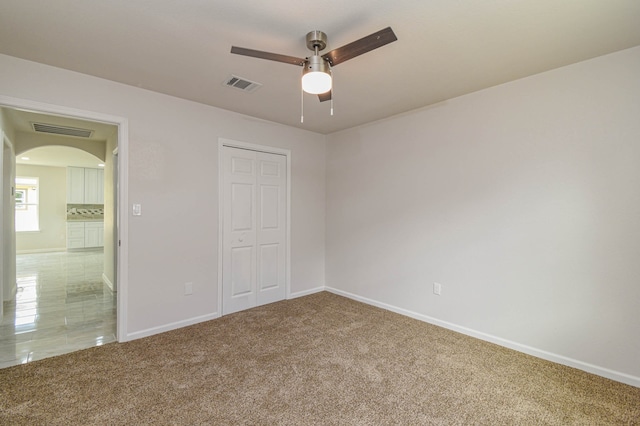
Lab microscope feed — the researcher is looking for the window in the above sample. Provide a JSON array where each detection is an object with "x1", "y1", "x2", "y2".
[{"x1": 15, "y1": 177, "x2": 39, "y2": 232}]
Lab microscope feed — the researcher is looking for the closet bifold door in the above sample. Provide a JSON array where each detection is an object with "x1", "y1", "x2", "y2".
[{"x1": 222, "y1": 146, "x2": 286, "y2": 315}]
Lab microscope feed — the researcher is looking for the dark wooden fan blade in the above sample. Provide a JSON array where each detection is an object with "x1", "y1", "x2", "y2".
[
  {"x1": 318, "y1": 91, "x2": 332, "y2": 102},
  {"x1": 322, "y1": 27, "x2": 397, "y2": 66},
  {"x1": 230, "y1": 46, "x2": 306, "y2": 66}
]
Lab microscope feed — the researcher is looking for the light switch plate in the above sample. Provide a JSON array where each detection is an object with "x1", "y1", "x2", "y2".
[
  {"x1": 433, "y1": 282, "x2": 442, "y2": 296},
  {"x1": 132, "y1": 204, "x2": 142, "y2": 216}
]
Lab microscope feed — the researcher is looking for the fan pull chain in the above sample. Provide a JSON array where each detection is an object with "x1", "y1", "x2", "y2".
[
  {"x1": 300, "y1": 82, "x2": 304, "y2": 123},
  {"x1": 329, "y1": 64, "x2": 334, "y2": 116}
]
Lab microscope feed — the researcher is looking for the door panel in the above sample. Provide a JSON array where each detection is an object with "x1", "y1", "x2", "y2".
[
  {"x1": 259, "y1": 243, "x2": 279, "y2": 290},
  {"x1": 222, "y1": 146, "x2": 286, "y2": 315},
  {"x1": 260, "y1": 185, "x2": 280, "y2": 229},
  {"x1": 255, "y1": 152, "x2": 286, "y2": 306},
  {"x1": 222, "y1": 147, "x2": 257, "y2": 314},
  {"x1": 231, "y1": 246, "x2": 254, "y2": 296},
  {"x1": 231, "y1": 157, "x2": 254, "y2": 175},
  {"x1": 231, "y1": 183, "x2": 253, "y2": 231},
  {"x1": 260, "y1": 160, "x2": 280, "y2": 177}
]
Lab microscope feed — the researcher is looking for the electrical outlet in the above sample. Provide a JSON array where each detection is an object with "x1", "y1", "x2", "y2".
[
  {"x1": 184, "y1": 282, "x2": 193, "y2": 296},
  {"x1": 433, "y1": 282, "x2": 442, "y2": 296}
]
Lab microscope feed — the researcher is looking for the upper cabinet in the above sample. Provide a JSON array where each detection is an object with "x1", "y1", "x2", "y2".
[
  {"x1": 67, "y1": 166, "x2": 104, "y2": 204},
  {"x1": 84, "y1": 167, "x2": 104, "y2": 204},
  {"x1": 67, "y1": 167, "x2": 85, "y2": 203}
]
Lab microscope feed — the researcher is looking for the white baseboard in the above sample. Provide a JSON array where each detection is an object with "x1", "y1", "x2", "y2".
[
  {"x1": 125, "y1": 288, "x2": 323, "y2": 343},
  {"x1": 325, "y1": 286, "x2": 640, "y2": 389},
  {"x1": 16, "y1": 248, "x2": 67, "y2": 254},
  {"x1": 289, "y1": 286, "x2": 325, "y2": 299},
  {"x1": 102, "y1": 273, "x2": 115, "y2": 292},
  {"x1": 125, "y1": 312, "x2": 220, "y2": 342}
]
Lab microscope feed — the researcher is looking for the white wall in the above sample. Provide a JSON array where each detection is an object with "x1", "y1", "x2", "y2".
[
  {"x1": 0, "y1": 54, "x2": 326, "y2": 337},
  {"x1": 15, "y1": 164, "x2": 67, "y2": 253},
  {"x1": 326, "y1": 46, "x2": 640, "y2": 385}
]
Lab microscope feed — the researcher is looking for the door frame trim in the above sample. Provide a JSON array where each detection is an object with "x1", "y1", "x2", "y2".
[
  {"x1": 0, "y1": 130, "x2": 16, "y2": 312},
  {"x1": 217, "y1": 138, "x2": 291, "y2": 316},
  {"x1": 0, "y1": 95, "x2": 130, "y2": 342}
]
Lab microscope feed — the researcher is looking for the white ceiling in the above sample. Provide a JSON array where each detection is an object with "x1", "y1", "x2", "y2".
[{"x1": 1, "y1": 0, "x2": 639, "y2": 134}]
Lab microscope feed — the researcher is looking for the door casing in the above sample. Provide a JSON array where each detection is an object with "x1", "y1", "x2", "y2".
[{"x1": 0, "y1": 95, "x2": 130, "y2": 341}]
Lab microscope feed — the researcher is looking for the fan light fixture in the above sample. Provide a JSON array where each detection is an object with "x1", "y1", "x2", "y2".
[{"x1": 302, "y1": 55, "x2": 332, "y2": 94}]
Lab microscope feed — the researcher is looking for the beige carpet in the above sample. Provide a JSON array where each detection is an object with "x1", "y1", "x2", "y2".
[{"x1": 1, "y1": 292, "x2": 638, "y2": 425}]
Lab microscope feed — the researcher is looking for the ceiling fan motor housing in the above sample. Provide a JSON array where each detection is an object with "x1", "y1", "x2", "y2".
[
  {"x1": 304, "y1": 55, "x2": 330, "y2": 74},
  {"x1": 306, "y1": 31, "x2": 328, "y2": 52}
]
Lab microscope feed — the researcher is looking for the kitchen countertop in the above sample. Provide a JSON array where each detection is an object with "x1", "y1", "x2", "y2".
[{"x1": 66, "y1": 218, "x2": 104, "y2": 222}]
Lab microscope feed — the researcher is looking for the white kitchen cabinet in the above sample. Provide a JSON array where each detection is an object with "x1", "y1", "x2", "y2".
[
  {"x1": 67, "y1": 222, "x2": 86, "y2": 249},
  {"x1": 84, "y1": 222, "x2": 104, "y2": 248},
  {"x1": 67, "y1": 167, "x2": 104, "y2": 204},
  {"x1": 67, "y1": 221, "x2": 104, "y2": 249},
  {"x1": 67, "y1": 167, "x2": 85, "y2": 204},
  {"x1": 84, "y1": 168, "x2": 104, "y2": 204},
  {"x1": 97, "y1": 169, "x2": 104, "y2": 204}
]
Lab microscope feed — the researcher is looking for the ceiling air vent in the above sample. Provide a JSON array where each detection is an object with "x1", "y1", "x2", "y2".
[
  {"x1": 31, "y1": 122, "x2": 94, "y2": 138},
  {"x1": 223, "y1": 75, "x2": 262, "y2": 93}
]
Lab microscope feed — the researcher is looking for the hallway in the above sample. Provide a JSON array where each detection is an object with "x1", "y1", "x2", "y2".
[{"x1": 0, "y1": 250, "x2": 116, "y2": 369}]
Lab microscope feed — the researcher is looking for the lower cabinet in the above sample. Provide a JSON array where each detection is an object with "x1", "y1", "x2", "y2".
[
  {"x1": 84, "y1": 222, "x2": 104, "y2": 248},
  {"x1": 67, "y1": 221, "x2": 104, "y2": 249},
  {"x1": 67, "y1": 222, "x2": 86, "y2": 249}
]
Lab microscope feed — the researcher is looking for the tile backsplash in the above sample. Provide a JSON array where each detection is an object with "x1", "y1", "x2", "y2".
[{"x1": 67, "y1": 204, "x2": 104, "y2": 220}]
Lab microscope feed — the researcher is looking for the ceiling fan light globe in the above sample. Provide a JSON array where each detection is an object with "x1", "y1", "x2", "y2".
[{"x1": 302, "y1": 71, "x2": 332, "y2": 94}]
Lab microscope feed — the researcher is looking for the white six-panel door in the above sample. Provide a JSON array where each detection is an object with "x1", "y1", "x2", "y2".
[{"x1": 222, "y1": 146, "x2": 286, "y2": 315}]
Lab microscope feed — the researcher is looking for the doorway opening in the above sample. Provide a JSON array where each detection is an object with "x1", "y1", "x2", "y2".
[{"x1": 0, "y1": 97, "x2": 129, "y2": 367}]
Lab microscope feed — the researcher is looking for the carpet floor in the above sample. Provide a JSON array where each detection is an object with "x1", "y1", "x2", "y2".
[{"x1": 1, "y1": 292, "x2": 638, "y2": 425}]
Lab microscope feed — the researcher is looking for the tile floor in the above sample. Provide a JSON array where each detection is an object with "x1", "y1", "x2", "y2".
[{"x1": 0, "y1": 250, "x2": 116, "y2": 369}]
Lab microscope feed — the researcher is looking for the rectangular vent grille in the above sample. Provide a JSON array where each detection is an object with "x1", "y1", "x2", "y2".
[
  {"x1": 31, "y1": 122, "x2": 94, "y2": 138},
  {"x1": 223, "y1": 75, "x2": 262, "y2": 93}
]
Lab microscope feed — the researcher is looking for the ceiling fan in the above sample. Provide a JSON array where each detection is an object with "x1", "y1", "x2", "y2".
[{"x1": 230, "y1": 27, "x2": 397, "y2": 103}]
